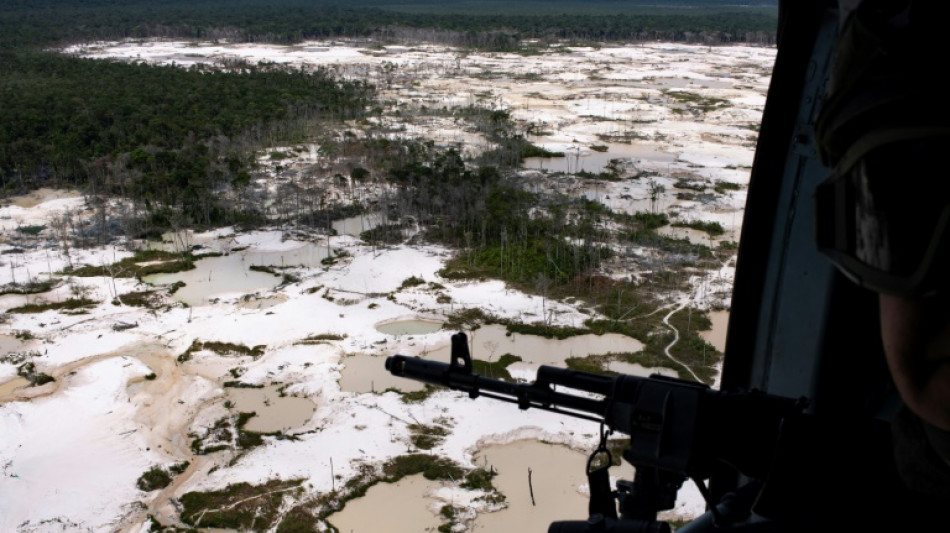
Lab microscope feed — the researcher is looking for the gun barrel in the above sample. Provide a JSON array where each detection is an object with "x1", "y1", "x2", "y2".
[{"x1": 386, "y1": 354, "x2": 608, "y2": 421}]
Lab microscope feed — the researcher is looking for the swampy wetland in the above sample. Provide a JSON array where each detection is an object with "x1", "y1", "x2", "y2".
[{"x1": 0, "y1": 2, "x2": 776, "y2": 531}]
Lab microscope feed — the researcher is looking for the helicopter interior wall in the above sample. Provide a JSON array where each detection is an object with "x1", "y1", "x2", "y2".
[
  {"x1": 727, "y1": 0, "x2": 895, "y2": 422},
  {"x1": 710, "y1": 1, "x2": 933, "y2": 524},
  {"x1": 722, "y1": 1, "x2": 841, "y2": 401}
]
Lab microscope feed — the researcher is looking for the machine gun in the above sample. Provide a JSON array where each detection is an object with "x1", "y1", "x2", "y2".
[{"x1": 386, "y1": 332, "x2": 809, "y2": 533}]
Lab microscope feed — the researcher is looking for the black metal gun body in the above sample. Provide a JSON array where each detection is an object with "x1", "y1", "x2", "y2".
[{"x1": 385, "y1": 333, "x2": 798, "y2": 483}]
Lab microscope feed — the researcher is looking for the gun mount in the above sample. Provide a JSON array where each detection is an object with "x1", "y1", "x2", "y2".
[{"x1": 385, "y1": 332, "x2": 807, "y2": 533}]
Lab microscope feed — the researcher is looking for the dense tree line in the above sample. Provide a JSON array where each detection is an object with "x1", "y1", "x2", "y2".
[
  {"x1": 0, "y1": 50, "x2": 372, "y2": 228},
  {"x1": 0, "y1": 0, "x2": 775, "y2": 235},
  {"x1": 356, "y1": 137, "x2": 611, "y2": 288},
  {"x1": 0, "y1": 0, "x2": 778, "y2": 49}
]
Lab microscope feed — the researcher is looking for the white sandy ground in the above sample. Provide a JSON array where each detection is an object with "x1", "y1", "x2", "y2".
[
  {"x1": 0, "y1": 38, "x2": 770, "y2": 532},
  {"x1": 0, "y1": 208, "x2": 715, "y2": 533}
]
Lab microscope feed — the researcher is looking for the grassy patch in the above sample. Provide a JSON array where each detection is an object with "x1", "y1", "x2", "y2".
[
  {"x1": 0, "y1": 280, "x2": 58, "y2": 296},
  {"x1": 408, "y1": 423, "x2": 450, "y2": 450},
  {"x1": 69, "y1": 250, "x2": 195, "y2": 278},
  {"x1": 136, "y1": 462, "x2": 189, "y2": 491},
  {"x1": 471, "y1": 354, "x2": 522, "y2": 382},
  {"x1": 564, "y1": 354, "x2": 614, "y2": 374},
  {"x1": 714, "y1": 181, "x2": 742, "y2": 194},
  {"x1": 188, "y1": 412, "x2": 278, "y2": 455},
  {"x1": 520, "y1": 142, "x2": 563, "y2": 158},
  {"x1": 0, "y1": 350, "x2": 41, "y2": 366},
  {"x1": 398, "y1": 276, "x2": 426, "y2": 289},
  {"x1": 16, "y1": 361, "x2": 54, "y2": 386},
  {"x1": 394, "y1": 384, "x2": 440, "y2": 404},
  {"x1": 178, "y1": 340, "x2": 266, "y2": 362},
  {"x1": 7, "y1": 298, "x2": 97, "y2": 313},
  {"x1": 249, "y1": 264, "x2": 281, "y2": 275},
  {"x1": 442, "y1": 307, "x2": 492, "y2": 330},
  {"x1": 135, "y1": 466, "x2": 172, "y2": 492},
  {"x1": 671, "y1": 220, "x2": 725, "y2": 237},
  {"x1": 581, "y1": 309, "x2": 719, "y2": 384},
  {"x1": 168, "y1": 281, "x2": 187, "y2": 294},
  {"x1": 437, "y1": 261, "x2": 492, "y2": 281},
  {"x1": 576, "y1": 169, "x2": 624, "y2": 181},
  {"x1": 276, "y1": 507, "x2": 321, "y2": 533},
  {"x1": 664, "y1": 90, "x2": 730, "y2": 112},
  {"x1": 360, "y1": 223, "x2": 406, "y2": 244},
  {"x1": 222, "y1": 381, "x2": 264, "y2": 389},
  {"x1": 16, "y1": 224, "x2": 46, "y2": 235},
  {"x1": 180, "y1": 478, "x2": 304, "y2": 530},
  {"x1": 383, "y1": 454, "x2": 465, "y2": 482},
  {"x1": 190, "y1": 417, "x2": 234, "y2": 455},
  {"x1": 614, "y1": 211, "x2": 670, "y2": 230},
  {"x1": 113, "y1": 290, "x2": 163, "y2": 308},
  {"x1": 499, "y1": 320, "x2": 589, "y2": 340},
  {"x1": 673, "y1": 178, "x2": 707, "y2": 192},
  {"x1": 299, "y1": 333, "x2": 347, "y2": 343}
]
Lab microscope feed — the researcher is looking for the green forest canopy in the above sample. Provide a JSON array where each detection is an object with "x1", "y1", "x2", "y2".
[
  {"x1": 0, "y1": 0, "x2": 778, "y2": 48},
  {"x1": 0, "y1": 0, "x2": 777, "y2": 229}
]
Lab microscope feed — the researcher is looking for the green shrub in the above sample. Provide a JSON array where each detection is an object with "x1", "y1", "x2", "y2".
[
  {"x1": 69, "y1": 250, "x2": 195, "y2": 278},
  {"x1": 671, "y1": 220, "x2": 725, "y2": 237},
  {"x1": 396, "y1": 384, "x2": 440, "y2": 404},
  {"x1": 383, "y1": 454, "x2": 464, "y2": 481},
  {"x1": 398, "y1": 276, "x2": 426, "y2": 290},
  {"x1": 471, "y1": 354, "x2": 522, "y2": 382},
  {"x1": 16, "y1": 224, "x2": 45, "y2": 235},
  {"x1": 137, "y1": 466, "x2": 173, "y2": 492},
  {"x1": 114, "y1": 290, "x2": 162, "y2": 308},
  {"x1": 461, "y1": 467, "x2": 497, "y2": 491},
  {"x1": 408, "y1": 424, "x2": 450, "y2": 450},
  {"x1": 8, "y1": 298, "x2": 97, "y2": 313},
  {"x1": 16, "y1": 362, "x2": 55, "y2": 386},
  {"x1": 714, "y1": 181, "x2": 742, "y2": 193},
  {"x1": 180, "y1": 479, "x2": 302, "y2": 530},
  {"x1": 0, "y1": 280, "x2": 57, "y2": 296}
]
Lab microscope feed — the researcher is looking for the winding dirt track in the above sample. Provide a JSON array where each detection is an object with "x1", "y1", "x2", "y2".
[{"x1": 0, "y1": 340, "x2": 225, "y2": 532}]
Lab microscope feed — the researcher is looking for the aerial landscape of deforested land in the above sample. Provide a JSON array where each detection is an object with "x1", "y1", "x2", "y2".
[{"x1": 0, "y1": 2, "x2": 777, "y2": 532}]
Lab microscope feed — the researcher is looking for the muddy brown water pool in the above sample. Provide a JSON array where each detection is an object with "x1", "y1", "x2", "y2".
[
  {"x1": 328, "y1": 440, "x2": 592, "y2": 532},
  {"x1": 420, "y1": 324, "x2": 644, "y2": 366},
  {"x1": 226, "y1": 385, "x2": 316, "y2": 433},
  {"x1": 699, "y1": 310, "x2": 729, "y2": 353},
  {"x1": 375, "y1": 319, "x2": 444, "y2": 336},
  {"x1": 328, "y1": 474, "x2": 444, "y2": 533}
]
